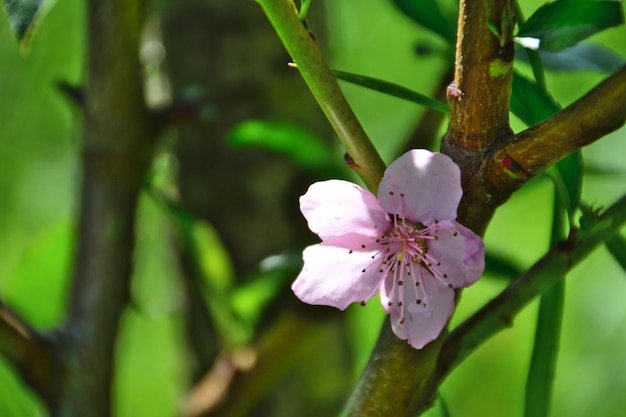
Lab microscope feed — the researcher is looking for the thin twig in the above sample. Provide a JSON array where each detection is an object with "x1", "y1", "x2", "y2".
[
  {"x1": 255, "y1": 0, "x2": 386, "y2": 192},
  {"x1": 0, "y1": 300, "x2": 58, "y2": 408}
]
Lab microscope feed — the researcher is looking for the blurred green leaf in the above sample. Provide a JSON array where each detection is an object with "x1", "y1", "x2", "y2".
[
  {"x1": 391, "y1": 0, "x2": 458, "y2": 43},
  {"x1": 516, "y1": 42, "x2": 626, "y2": 73},
  {"x1": 6, "y1": 221, "x2": 73, "y2": 329},
  {"x1": 511, "y1": 71, "x2": 561, "y2": 126},
  {"x1": 229, "y1": 119, "x2": 334, "y2": 170},
  {"x1": 484, "y1": 252, "x2": 524, "y2": 281},
  {"x1": 605, "y1": 233, "x2": 626, "y2": 273},
  {"x1": 438, "y1": 393, "x2": 452, "y2": 417},
  {"x1": 332, "y1": 70, "x2": 449, "y2": 113},
  {"x1": 518, "y1": 0, "x2": 625, "y2": 51},
  {"x1": 3, "y1": 0, "x2": 57, "y2": 49},
  {"x1": 231, "y1": 252, "x2": 301, "y2": 330}
]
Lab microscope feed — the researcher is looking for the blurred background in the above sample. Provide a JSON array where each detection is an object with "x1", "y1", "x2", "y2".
[{"x1": 1, "y1": 0, "x2": 626, "y2": 416}]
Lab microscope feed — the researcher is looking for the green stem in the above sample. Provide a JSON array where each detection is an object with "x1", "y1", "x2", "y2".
[{"x1": 255, "y1": 0, "x2": 386, "y2": 192}]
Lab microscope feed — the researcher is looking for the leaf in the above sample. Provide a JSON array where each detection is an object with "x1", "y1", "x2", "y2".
[
  {"x1": 391, "y1": 0, "x2": 458, "y2": 43},
  {"x1": 605, "y1": 233, "x2": 626, "y2": 273},
  {"x1": 229, "y1": 119, "x2": 334, "y2": 170},
  {"x1": 332, "y1": 70, "x2": 449, "y2": 113},
  {"x1": 554, "y1": 151, "x2": 584, "y2": 219},
  {"x1": 525, "y1": 279, "x2": 565, "y2": 417},
  {"x1": 516, "y1": 42, "x2": 626, "y2": 73},
  {"x1": 484, "y1": 252, "x2": 524, "y2": 281},
  {"x1": 511, "y1": 71, "x2": 561, "y2": 126},
  {"x1": 3, "y1": 0, "x2": 58, "y2": 50},
  {"x1": 518, "y1": 1, "x2": 625, "y2": 51}
]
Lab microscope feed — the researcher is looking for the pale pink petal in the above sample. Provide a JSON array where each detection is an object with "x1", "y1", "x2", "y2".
[
  {"x1": 292, "y1": 234, "x2": 384, "y2": 310},
  {"x1": 300, "y1": 180, "x2": 390, "y2": 240},
  {"x1": 378, "y1": 150, "x2": 462, "y2": 224},
  {"x1": 427, "y1": 220, "x2": 485, "y2": 288},
  {"x1": 455, "y1": 222, "x2": 485, "y2": 285},
  {"x1": 385, "y1": 276, "x2": 455, "y2": 349}
]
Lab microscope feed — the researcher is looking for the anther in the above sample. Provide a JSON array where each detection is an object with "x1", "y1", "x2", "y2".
[{"x1": 360, "y1": 301, "x2": 367, "y2": 306}]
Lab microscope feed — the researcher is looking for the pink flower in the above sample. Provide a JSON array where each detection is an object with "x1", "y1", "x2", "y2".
[{"x1": 292, "y1": 149, "x2": 484, "y2": 349}]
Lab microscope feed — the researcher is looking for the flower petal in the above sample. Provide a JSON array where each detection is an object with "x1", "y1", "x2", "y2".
[
  {"x1": 427, "y1": 220, "x2": 485, "y2": 288},
  {"x1": 378, "y1": 150, "x2": 462, "y2": 224},
  {"x1": 456, "y1": 222, "x2": 486, "y2": 285},
  {"x1": 385, "y1": 276, "x2": 455, "y2": 349},
  {"x1": 300, "y1": 180, "x2": 390, "y2": 240},
  {"x1": 292, "y1": 234, "x2": 384, "y2": 310}
]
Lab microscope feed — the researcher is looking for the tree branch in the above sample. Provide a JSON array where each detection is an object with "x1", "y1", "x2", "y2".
[
  {"x1": 439, "y1": 193, "x2": 626, "y2": 378},
  {"x1": 0, "y1": 300, "x2": 58, "y2": 408},
  {"x1": 487, "y1": 65, "x2": 626, "y2": 194},
  {"x1": 255, "y1": 0, "x2": 386, "y2": 192},
  {"x1": 342, "y1": 1, "x2": 517, "y2": 416},
  {"x1": 56, "y1": 0, "x2": 156, "y2": 415}
]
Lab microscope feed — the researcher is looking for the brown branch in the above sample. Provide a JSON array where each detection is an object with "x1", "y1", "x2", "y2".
[
  {"x1": 55, "y1": 0, "x2": 157, "y2": 416},
  {"x1": 342, "y1": 1, "x2": 517, "y2": 416},
  {"x1": 445, "y1": 0, "x2": 515, "y2": 154},
  {"x1": 487, "y1": 65, "x2": 626, "y2": 195},
  {"x1": 0, "y1": 300, "x2": 59, "y2": 408}
]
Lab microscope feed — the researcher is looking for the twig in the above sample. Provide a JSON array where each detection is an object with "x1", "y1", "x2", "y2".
[
  {"x1": 487, "y1": 65, "x2": 626, "y2": 194},
  {"x1": 0, "y1": 300, "x2": 58, "y2": 408},
  {"x1": 255, "y1": 0, "x2": 386, "y2": 192},
  {"x1": 439, "y1": 194, "x2": 626, "y2": 375}
]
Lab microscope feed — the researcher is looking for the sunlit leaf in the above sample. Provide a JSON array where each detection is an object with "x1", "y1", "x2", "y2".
[
  {"x1": 518, "y1": 1, "x2": 625, "y2": 51},
  {"x1": 391, "y1": 0, "x2": 458, "y2": 43},
  {"x1": 332, "y1": 70, "x2": 449, "y2": 113},
  {"x1": 3, "y1": 0, "x2": 58, "y2": 49},
  {"x1": 231, "y1": 251, "x2": 301, "y2": 329},
  {"x1": 516, "y1": 43, "x2": 626, "y2": 73},
  {"x1": 229, "y1": 119, "x2": 334, "y2": 170}
]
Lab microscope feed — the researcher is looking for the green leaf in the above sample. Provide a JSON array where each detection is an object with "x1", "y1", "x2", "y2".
[
  {"x1": 3, "y1": 0, "x2": 58, "y2": 49},
  {"x1": 554, "y1": 151, "x2": 583, "y2": 219},
  {"x1": 525, "y1": 279, "x2": 565, "y2": 417},
  {"x1": 484, "y1": 251, "x2": 524, "y2": 281},
  {"x1": 332, "y1": 70, "x2": 449, "y2": 113},
  {"x1": 438, "y1": 392, "x2": 452, "y2": 417},
  {"x1": 516, "y1": 42, "x2": 626, "y2": 73},
  {"x1": 511, "y1": 71, "x2": 561, "y2": 126},
  {"x1": 229, "y1": 119, "x2": 334, "y2": 170},
  {"x1": 525, "y1": 185, "x2": 567, "y2": 417},
  {"x1": 518, "y1": 1, "x2": 625, "y2": 51},
  {"x1": 391, "y1": 0, "x2": 458, "y2": 43},
  {"x1": 605, "y1": 233, "x2": 626, "y2": 273}
]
